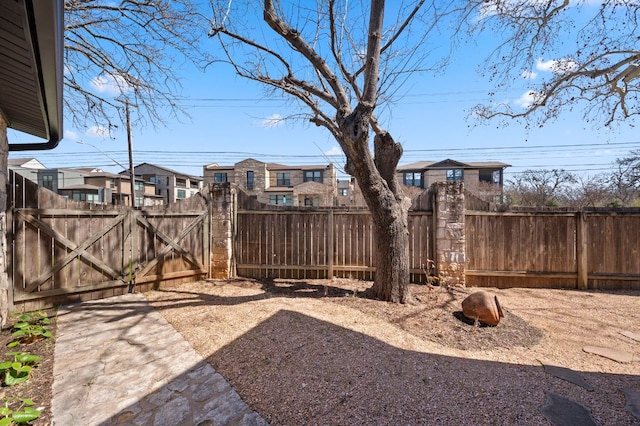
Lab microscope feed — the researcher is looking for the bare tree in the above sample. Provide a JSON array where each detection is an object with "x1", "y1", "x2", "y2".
[
  {"x1": 607, "y1": 150, "x2": 640, "y2": 205},
  {"x1": 564, "y1": 174, "x2": 615, "y2": 208},
  {"x1": 64, "y1": 0, "x2": 212, "y2": 130},
  {"x1": 207, "y1": 0, "x2": 455, "y2": 302},
  {"x1": 469, "y1": 1, "x2": 640, "y2": 127},
  {"x1": 505, "y1": 169, "x2": 577, "y2": 207}
]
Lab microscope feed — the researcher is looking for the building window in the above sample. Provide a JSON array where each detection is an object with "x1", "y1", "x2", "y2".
[
  {"x1": 42, "y1": 174, "x2": 54, "y2": 190},
  {"x1": 246, "y1": 171, "x2": 254, "y2": 190},
  {"x1": 269, "y1": 194, "x2": 291, "y2": 205},
  {"x1": 177, "y1": 189, "x2": 186, "y2": 199},
  {"x1": 110, "y1": 178, "x2": 115, "y2": 189},
  {"x1": 214, "y1": 173, "x2": 227, "y2": 183},
  {"x1": 446, "y1": 169, "x2": 463, "y2": 181},
  {"x1": 276, "y1": 172, "x2": 290, "y2": 186},
  {"x1": 479, "y1": 169, "x2": 501, "y2": 185},
  {"x1": 149, "y1": 176, "x2": 156, "y2": 184},
  {"x1": 72, "y1": 191, "x2": 99, "y2": 204},
  {"x1": 304, "y1": 197, "x2": 320, "y2": 206},
  {"x1": 134, "y1": 181, "x2": 144, "y2": 191},
  {"x1": 303, "y1": 170, "x2": 323, "y2": 183},
  {"x1": 403, "y1": 172, "x2": 422, "y2": 188},
  {"x1": 135, "y1": 196, "x2": 144, "y2": 206},
  {"x1": 339, "y1": 188, "x2": 348, "y2": 196}
]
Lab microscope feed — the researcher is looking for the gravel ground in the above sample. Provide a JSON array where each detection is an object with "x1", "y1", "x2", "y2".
[{"x1": 145, "y1": 279, "x2": 640, "y2": 426}]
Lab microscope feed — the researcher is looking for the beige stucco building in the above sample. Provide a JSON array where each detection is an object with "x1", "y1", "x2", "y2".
[
  {"x1": 204, "y1": 159, "x2": 338, "y2": 207},
  {"x1": 397, "y1": 159, "x2": 510, "y2": 203}
]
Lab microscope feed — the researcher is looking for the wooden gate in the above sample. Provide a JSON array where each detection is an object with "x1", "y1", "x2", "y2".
[{"x1": 8, "y1": 172, "x2": 211, "y2": 311}]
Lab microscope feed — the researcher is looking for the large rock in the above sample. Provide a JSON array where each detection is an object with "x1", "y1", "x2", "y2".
[{"x1": 462, "y1": 291, "x2": 504, "y2": 326}]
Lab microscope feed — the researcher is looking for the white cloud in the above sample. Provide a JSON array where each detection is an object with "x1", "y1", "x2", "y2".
[
  {"x1": 63, "y1": 130, "x2": 79, "y2": 141},
  {"x1": 90, "y1": 73, "x2": 132, "y2": 96},
  {"x1": 86, "y1": 125, "x2": 111, "y2": 139},
  {"x1": 522, "y1": 70, "x2": 538, "y2": 80},
  {"x1": 536, "y1": 58, "x2": 578, "y2": 74},
  {"x1": 259, "y1": 113, "x2": 284, "y2": 128},
  {"x1": 324, "y1": 146, "x2": 343, "y2": 156},
  {"x1": 514, "y1": 90, "x2": 544, "y2": 109}
]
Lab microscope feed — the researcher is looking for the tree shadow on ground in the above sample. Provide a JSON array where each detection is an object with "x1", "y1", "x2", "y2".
[{"x1": 88, "y1": 307, "x2": 639, "y2": 426}]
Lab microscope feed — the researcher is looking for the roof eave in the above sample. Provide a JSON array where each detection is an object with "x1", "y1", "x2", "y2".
[{"x1": 9, "y1": 0, "x2": 64, "y2": 151}]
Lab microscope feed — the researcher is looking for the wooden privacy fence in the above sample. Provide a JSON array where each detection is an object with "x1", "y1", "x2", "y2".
[
  {"x1": 234, "y1": 183, "x2": 640, "y2": 291},
  {"x1": 236, "y1": 209, "x2": 433, "y2": 283},
  {"x1": 8, "y1": 175, "x2": 640, "y2": 311},
  {"x1": 466, "y1": 210, "x2": 640, "y2": 290},
  {"x1": 8, "y1": 172, "x2": 214, "y2": 311}
]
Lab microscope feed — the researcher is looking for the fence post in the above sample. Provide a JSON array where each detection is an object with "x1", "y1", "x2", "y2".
[
  {"x1": 203, "y1": 188, "x2": 212, "y2": 279},
  {"x1": 123, "y1": 208, "x2": 136, "y2": 292},
  {"x1": 432, "y1": 182, "x2": 466, "y2": 286},
  {"x1": 576, "y1": 211, "x2": 588, "y2": 290},
  {"x1": 327, "y1": 209, "x2": 334, "y2": 279},
  {"x1": 209, "y1": 183, "x2": 234, "y2": 279}
]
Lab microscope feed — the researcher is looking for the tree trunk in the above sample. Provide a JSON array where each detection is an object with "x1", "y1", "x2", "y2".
[
  {"x1": 367, "y1": 132, "x2": 411, "y2": 303},
  {"x1": 368, "y1": 203, "x2": 410, "y2": 303},
  {"x1": 340, "y1": 112, "x2": 411, "y2": 302}
]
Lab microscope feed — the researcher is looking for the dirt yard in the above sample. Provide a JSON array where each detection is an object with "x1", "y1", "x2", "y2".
[{"x1": 144, "y1": 279, "x2": 640, "y2": 426}]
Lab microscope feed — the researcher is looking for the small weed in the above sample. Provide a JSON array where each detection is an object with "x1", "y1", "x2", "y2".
[
  {"x1": 8, "y1": 313, "x2": 51, "y2": 347},
  {"x1": 0, "y1": 397, "x2": 42, "y2": 425},
  {"x1": 345, "y1": 290, "x2": 359, "y2": 299},
  {"x1": 0, "y1": 352, "x2": 41, "y2": 387}
]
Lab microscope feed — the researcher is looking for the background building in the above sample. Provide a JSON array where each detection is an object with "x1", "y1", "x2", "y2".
[
  {"x1": 34, "y1": 167, "x2": 161, "y2": 206},
  {"x1": 398, "y1": 159, "x2": 510, "y2": 203},
  {"x1": 204, "y1": 159, "x2": 338, "y2": 207},
  {"x1": 133, "y1": 163, "x2": 203, "y2": 205}
]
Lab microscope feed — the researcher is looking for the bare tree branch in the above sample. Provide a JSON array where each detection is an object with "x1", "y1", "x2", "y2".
[
  {"x1": 64, "y1": 0, "x2": 213, "y2": 130},
  {"x1": 469, "y1": 0, "x2": 640, "y2": 127}
]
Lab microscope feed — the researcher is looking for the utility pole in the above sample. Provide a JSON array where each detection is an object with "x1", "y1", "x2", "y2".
[
  {"x1": 125, "y1": 100, "x2": 136, "y2": 208},
  {"x1": 121, "y1": 99, "x2": 137, "y2": 292}
]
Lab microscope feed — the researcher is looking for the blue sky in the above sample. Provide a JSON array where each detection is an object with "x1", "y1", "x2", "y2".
[{"x1": 8, "y1": 3, "x2": 638, "y2": 181}]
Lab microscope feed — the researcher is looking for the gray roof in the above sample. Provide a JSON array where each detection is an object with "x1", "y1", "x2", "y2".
[
  {"x1": 133, "y1": 163, "x2": 203, "y2": 181},
  {"x1": 0, "y1": 0, "x2": 64, "y2": 150},
  {"x1": 397, "y1": 159, "x2": 511, "y2": 171},
  {"x1": 60, "y1": 184, "x2": 102, "y2": 191}
]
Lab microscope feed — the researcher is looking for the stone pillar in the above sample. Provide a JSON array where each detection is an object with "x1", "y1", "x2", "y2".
[
  {"x1": 0, "y1": 115, "x2": 9, "y2": 326},
  {"x1": 208, "y1": 183, "x2": 234, "y2": 279},
  {"x1": 432, "y1": 181, "x2": 465, "y2": 286}
]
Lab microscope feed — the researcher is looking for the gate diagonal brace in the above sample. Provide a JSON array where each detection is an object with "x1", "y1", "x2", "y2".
[{"x1": 133, "y1": 213, "x2": 207, "y2": 281}]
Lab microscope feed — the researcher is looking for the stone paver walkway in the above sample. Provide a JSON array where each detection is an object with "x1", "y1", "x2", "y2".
[{"x1": 51, "y1": 293, "x2": 267, "y2": 426}]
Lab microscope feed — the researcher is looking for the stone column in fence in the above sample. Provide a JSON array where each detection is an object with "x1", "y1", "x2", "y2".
[
  {"x1": 0, "y1": 116, "x2": 8, "y2": 326},
  {"x1": 432, "y1": 181, "x2": 466, "y2": 286},
  {"x1": 208, "y1": 183, "x2": 234, "y2": 279}
]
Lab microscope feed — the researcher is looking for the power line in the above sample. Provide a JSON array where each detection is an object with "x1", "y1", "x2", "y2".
[{"x1": 44, "y1": 140, "x2": 640, "y2": 158}]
